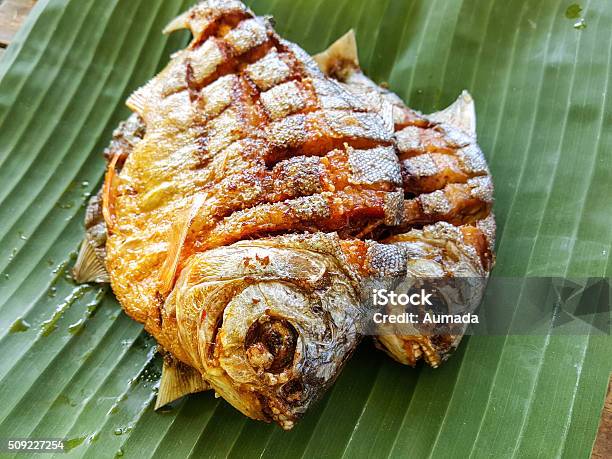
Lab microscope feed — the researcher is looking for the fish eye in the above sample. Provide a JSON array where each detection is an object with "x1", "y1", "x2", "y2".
[{"x1": 244, "y1": 316, "x2": 298, "y2": 374}]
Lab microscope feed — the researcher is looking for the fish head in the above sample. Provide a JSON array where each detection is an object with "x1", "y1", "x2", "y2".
[{"x1": 166, "y1": 233, "x2": 367, "y2": 429}]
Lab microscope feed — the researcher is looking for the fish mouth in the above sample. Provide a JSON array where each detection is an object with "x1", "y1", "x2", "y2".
[{"x1": 244, "y1": 315, "x2": 306, "y2": 427}]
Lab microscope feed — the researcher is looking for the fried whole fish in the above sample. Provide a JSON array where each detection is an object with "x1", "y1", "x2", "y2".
[
  {"x1": 315, "y1": 31, "x2": 496, "y2": 367},
  {"x1": 75, "y1": 0, "x2": 411, "y2": 429},
  {"x1": 73, "y1": 1, "x2": 496, "y2": 427}
]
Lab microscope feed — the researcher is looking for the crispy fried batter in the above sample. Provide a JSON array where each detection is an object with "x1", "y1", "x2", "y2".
[
  {"x1": 316, "y1": 30, "x2": 496, "y2": 368},
  {"x1": 103, "y1": 1, "x2": 406, "y2": 428},
  {"x1": 77, "y1": 8, "x2": 497, "y2": 427}
]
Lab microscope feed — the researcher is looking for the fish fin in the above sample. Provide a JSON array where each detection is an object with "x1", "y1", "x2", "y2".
[
  {"x1": 158, "y1": 220, "x2": 186, "y2": 296},
  {"x1": 155, "y1": 357, "x2": 209, "y2": 410},
  {"x1": 102, "y1": 153, "x2": 120, "y2": 233},
  {"x1": 126, "y1": 84, "x2": 151, "y2": 116},
  {"x1": 72, "y1": 238, "x2": 110, "y2": 284},
  {"x1": 159, "y1": 194, "x2": 206, "y2": 295},
  {"x1": 315, "y1": 31, "x2": 394, "y2": 134},
  {"x1": 163, "y1": 10, "x2": 190, "y2": 34},
  {"x1": 374, "y1": 336, "x2": 420, "y2": 367},
  {"x1": 428, "y1": 90, "x2": 477, "y2": 136},
  {"x1": 376, "y1": 335, "x2": 445, "y2": 368},
  {"x1": 313, "y1": 30, "x2": 360, "y2": 79},
  {"x1": 162, "y1": 2, "x2": 250, "y2": 41}
]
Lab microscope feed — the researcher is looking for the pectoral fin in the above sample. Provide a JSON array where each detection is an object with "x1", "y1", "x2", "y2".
[
  {"x1": 158, "y1": 194, "x2": 207, "y2": 296},
  {"x1": 72, "y1": 238, "x2": 110, "y2": 284},
  {"x1": 155, "y1": 356, "x2": 210, "y2": 409}
]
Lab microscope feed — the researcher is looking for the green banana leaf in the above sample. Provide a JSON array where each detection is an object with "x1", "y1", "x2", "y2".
[{"x1": 0, "y1": 0, "x2": 610, "y2": 457}]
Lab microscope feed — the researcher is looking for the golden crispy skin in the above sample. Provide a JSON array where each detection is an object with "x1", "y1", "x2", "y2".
[
  {"x1": 103, "y1": 1, "x2": 408, "y2": 428},
  {"x1": 315, "y1": 31, "x2": 496, "y2": 368}
]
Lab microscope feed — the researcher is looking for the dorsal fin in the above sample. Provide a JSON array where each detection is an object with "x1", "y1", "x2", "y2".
[
  {"x1": 428, "y1": 90, "x2": 477, "y2": 136},
  {"x1": 313, "y1": 30, "x2": 360, "y2": 79},
  {"x1": 163, "y1": 10, "x2": 191, "y2": 35}
]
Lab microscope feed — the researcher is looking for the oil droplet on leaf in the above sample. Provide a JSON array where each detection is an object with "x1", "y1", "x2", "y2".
[
  {"x1": 68, "y1": 318, "x2": 86, "y2": 335},
  {"x1": 63, "y1": 436, "x2": 87, "y2": 452},
  {"x1": 573, "y1": 18, "x2": 587, "y2": 30},
  {"x1": 10, "y1": 318, "x2": 30, "y2": 333},
  {"x1": 40, "y1": 285, "x2": 90, "y2": 337},
  {"x1": 57, "y1": 201, "x2": 74, "y2": 209},
  {"x1": 57, "y1": 394, "x2": 79, "y2": 407},
  {"x1": 67, "y1": 288, "x2": 106, "y2": 335},
  {"x1": 565, "y1": 4, "x2": 582, "y2": 19},
  {"x1": 113, "y1": 425, "x2": 133, "y2": 436}
]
